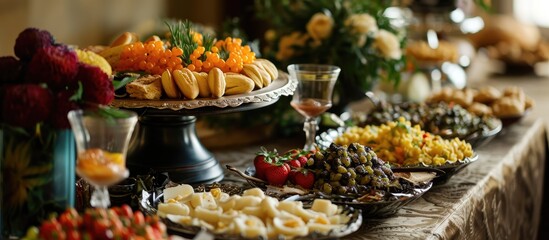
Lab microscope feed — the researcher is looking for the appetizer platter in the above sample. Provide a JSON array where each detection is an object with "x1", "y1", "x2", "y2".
[
  {"x1": 82, "y1": 22, "x2": 297, "y2": 183},
  {"x1": 427, "y1": 86, "x2": 534, "y2": 127},
  {"x1": 139, "y1": 183, "x2": 362, "y2": 239},
  {"x1": 112, "y1": 70, "x2": 295, "y2": 111},
  {"x1": 100, "y1": 22, "x2": 296, "y2": 111},
  {"x1": 353, "y1": 101, "x2": 502, "y2": 148},
  {"x1": 228, "y1": 142, "x2": 438, "y2": 217},
  {"x1": 317, "y1": 118, "x2": 478, "y2": 182}
]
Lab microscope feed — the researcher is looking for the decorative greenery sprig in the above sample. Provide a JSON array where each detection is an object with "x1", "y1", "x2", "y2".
[
  {"x1": 165, "y1": 20, "x2": 197, "y2": 65},
  {"x1": 200, "y1": 34, "x2": 216, "y2": 61}
]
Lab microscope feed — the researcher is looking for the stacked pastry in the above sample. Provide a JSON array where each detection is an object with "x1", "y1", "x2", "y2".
[
  {"x1": 125, "y1": 59, "x2": 278, "y2": 100},
  {"x1": 428, "y1": 86, "x2": 534, "y2": 118}
]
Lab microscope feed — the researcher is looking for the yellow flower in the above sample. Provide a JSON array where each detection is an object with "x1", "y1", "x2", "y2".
[
  {"x1": 306, "y1": 13, "x2": 334, "y2": 42},
  {"x1": 373, "y1": 30, "x2": 402, "y2": 60},
  {"x1": 76, "y1": 49, "x2": 113, "y2": 76},
  {"x1": 276, "y1": 32, "x2": 309, "y2": 61},
  {"x1": 2, "y1": 139, "x2": 52, "y2": 208},
  {"x1": 344, "y1": 13, "x2": 378, "y2": 35}
]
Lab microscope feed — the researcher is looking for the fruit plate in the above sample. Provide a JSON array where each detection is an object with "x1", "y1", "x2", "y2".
[
  {"x1": 315, "y1": 128, "x2": 480, "y2": 183},
  {"x1": 139, "y1": 183, "x2": 363, "y2": 240},
  {"x1": 236, "y1": 166, "x2": 437, "y2": 217},
  {"x1": 112, "y1": 71, "x2": 296, "y2": 110}
]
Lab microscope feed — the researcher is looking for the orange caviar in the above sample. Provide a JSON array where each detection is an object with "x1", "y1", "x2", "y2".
[
  {"x1": 188, "y1": 37, "x2": 256, "y2": 73},
  {"x1": 117, "y1": 40, "x2": 184, "y2": 75}
]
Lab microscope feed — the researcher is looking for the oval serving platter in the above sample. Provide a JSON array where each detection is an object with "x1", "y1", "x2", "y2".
[
  {"x1": 238, "y1": 166, "x2": 436, "y2": 217},
  {"x1": 139, "y1": 183, "x2": 363, "y2": 240},
  {"x1": 315, "y1": 127, "x2": 480, "y2": 183}
]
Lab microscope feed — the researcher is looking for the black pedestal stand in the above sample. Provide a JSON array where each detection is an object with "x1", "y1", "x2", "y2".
[
  {"x1": 127, "y1": 115, "x2": 223, "y2": 183},
  {"x1": 125, "y1": 100, "x2": 280, "y2": 184}
]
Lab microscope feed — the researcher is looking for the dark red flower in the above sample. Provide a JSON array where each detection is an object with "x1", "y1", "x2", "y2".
[
  {"x1": 0, "y1": 85, "x2": 6, "y2": 122},
  {"x1": 25, "y1": 45, "x2": 78, "y2": 90},
  {"x1": 50, "y1": 90, "x2": 79, "y2": 129},
  {"x1": 76, "y1": 63, "x2": 114, "y2": 105},
  {"x1": 2, "y1": 84, "x2": 53, "y2": 128},
  {"x1": 0, "y1": 56, "x2": 22, "y2": 84},
  {"x1": 14, "y1": 28, "x2": 54, "y2": 62}
]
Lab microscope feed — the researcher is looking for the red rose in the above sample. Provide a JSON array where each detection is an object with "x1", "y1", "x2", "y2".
[
  {"x1": 25, "y1": 45, "x2": 78, "y2": 90},
  {"x1": 76, "y1": 64, "x2": 114, "y2": 105},
  {"x1": 2, "y1": 84, "x2": 53, "y2": 128},
  {"x1": 50, "y1": 90, "x2": 79, "y2": 129}
]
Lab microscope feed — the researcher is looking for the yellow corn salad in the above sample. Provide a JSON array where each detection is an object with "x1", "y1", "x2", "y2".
[{"x1": 334, "y1": 117, "x2": 474, "y2": 166}]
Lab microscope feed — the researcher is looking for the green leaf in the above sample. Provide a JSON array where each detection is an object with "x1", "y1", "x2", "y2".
[
  {"x1": 69, "y1": 81, "x2": 84, "y2": 102},
  {"x1": 113, "y1": 75, "x2": 139, "y2": 91},
  {"x1": 95, "y1": 106, "x2": 135, "y2": 120}
]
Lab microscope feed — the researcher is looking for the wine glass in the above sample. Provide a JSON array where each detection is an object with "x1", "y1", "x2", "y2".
[
  {"x1": 288, "y1": 64, "x2": 340, "y2": 151},
  {"x1": 68, "y1": 107, "x2": 138, "y2": 208}
]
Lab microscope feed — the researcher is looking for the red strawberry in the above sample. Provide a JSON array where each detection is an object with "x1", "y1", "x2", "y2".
[
  {"x1": 288, "y1": 169, "x2": 298, "y2": 184},
  {"x1": 253, "y1": 147, "x2": 280, "y2": 180},
  {"x1": 287, "y1": 159, "x2": 301, "y2": 168},
  {"x1": 297, "y1": 156, "x2": 308, "y2": 166},
  {"x1": 265, "y1": 163, "x2": 290, "y2": 186},
  {"x1": 294, "y1": 170, "x2": 315, "y2": 189},
  {"x1": 284, "y1": 148, "x2": 313, "y2": 166}
]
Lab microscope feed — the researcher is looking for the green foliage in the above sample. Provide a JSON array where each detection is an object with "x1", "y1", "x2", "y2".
[
  {"x1": 209, "y1": 1, "x2": 407, "y2": 136},
  {"x1": 255, "y1": 0, "x2": 406, "y2": 107},
  {"x1": 165, "y1": 20, "x2": 197, "y2": 65}
]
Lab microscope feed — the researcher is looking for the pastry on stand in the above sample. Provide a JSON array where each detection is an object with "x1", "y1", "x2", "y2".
[{"x1": 112, "y1": 71, "x2": 296, "y2": 184}]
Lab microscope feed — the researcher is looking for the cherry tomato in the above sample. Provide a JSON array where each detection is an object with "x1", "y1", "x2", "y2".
[
  {"x1": 66, "y1": 230, "x2": 81, "y2": 240},
  {"x1": 59, "y1": 213, "x2": 79, "y2": 230},
  {"x1": 133, "y1": 211, "x2": 146, "y2": 226},
  {"x1": 151, "y1": 221, "x2": 167, "y2": 234},
  {"x1": 119, "y1": 204, "x2": 133, "y2": 218},
  {"x1": 143, "y1": 225, "x2": 156, "y2": 240},
  {"x1": 92, "y1": 219, "x2": 112, "y2": 240},
  {"x1": 39, "y1": 219, "x2": 63, "y2": 240}
]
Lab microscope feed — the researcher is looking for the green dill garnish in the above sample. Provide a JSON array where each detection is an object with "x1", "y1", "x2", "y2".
[{"x1": 165, "y1": 20, "x2": 197, "y2": 65}]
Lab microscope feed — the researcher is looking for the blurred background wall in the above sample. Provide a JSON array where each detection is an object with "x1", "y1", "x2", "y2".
[
  {"x1": 0, "y1": 0, "x2": 255, "y2": 56},
  {"x1": 0, "y1": 0, "x2": 547, "y2": 56}
]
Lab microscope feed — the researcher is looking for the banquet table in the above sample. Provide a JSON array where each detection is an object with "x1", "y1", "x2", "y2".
[
  {"x1": 212, "y1": 119, "x2": 546, "y2": 239},
  {"x1": 209, "y1": 55, "x2": 549, "y2": 239}
]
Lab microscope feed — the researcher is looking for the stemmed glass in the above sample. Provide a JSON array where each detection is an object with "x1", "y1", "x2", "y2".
[
  {"x1": 288, "y1": 64, "x2": 340, "y2": 151},
  {"x1": 68, "y1": 108, "x2": 138, "y2": 208}
]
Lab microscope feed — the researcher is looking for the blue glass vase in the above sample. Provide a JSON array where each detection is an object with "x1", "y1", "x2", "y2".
[{"x1": 0, "y1": 128, "x2": 75, "y2": 238}]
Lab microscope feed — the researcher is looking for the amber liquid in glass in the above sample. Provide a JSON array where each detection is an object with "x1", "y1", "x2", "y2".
[
  {"x1": 76, "y1": 148, "x2": 127, "y2": 185},
  {"x1": 291, "y1": 98, "x2": 332, "y2": 118}
]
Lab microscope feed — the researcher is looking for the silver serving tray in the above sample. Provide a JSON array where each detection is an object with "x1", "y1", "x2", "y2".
[
  {"x1": 139, "y1": 183, "x2": 362, "y2": 239},
  {"x1": 112, "y1": 71, "x2": 296, "y2": 110}
]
